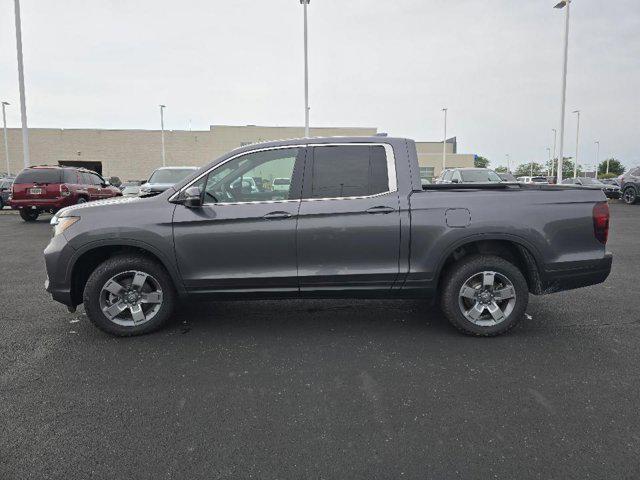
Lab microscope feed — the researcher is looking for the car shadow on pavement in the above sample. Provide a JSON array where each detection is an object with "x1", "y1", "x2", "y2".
[{"x1": 165, "y1": 298, "x2": 461, "y2": 339}]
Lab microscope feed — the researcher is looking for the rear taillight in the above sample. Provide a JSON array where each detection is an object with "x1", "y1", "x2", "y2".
[
  {"x1": 593, "y1": 202, "x2": 609, "y2": 244},
  {"x1": 60, "y1": 184, "x2": 70, "y2": 197}
]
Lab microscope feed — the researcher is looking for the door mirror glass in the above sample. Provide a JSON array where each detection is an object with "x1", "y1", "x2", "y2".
[
  {"x1": 451, "y1": 177, "x2": 459, "y2": 183},
  {"x1": 183, "y1": 186, "x2": 203, "y2": 208}
]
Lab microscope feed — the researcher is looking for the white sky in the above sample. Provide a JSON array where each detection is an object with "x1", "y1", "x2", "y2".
[{"x1": 0, "y1": 0, "x2": 638, "y2": 169}]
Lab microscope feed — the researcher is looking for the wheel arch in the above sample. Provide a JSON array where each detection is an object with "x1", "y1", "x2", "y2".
[
  {"x1": 434, "y1": 235, "x2": 544, "y2": 295},
  {"x1": 68, "y1": 240, "x2": 184, "y2": 306}
]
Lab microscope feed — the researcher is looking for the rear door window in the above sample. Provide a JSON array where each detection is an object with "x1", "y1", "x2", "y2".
[
  {"x1": 63, "y1": 170, "x2": 78, "y2": 183},
  {"x1": 306, "y1": 145, "x2": 389, "y2": 199},
  {"x1": 14, "y1": 169, "x2": 61, "y2": 184}
]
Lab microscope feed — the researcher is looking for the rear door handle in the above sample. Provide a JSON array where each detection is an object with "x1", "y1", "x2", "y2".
[
  {"x1": 263, "y1": 211, "x2": 293, "y2": 220},
  {"x1": 366, "y1": 206, "x2": 395, "y2": 214}
]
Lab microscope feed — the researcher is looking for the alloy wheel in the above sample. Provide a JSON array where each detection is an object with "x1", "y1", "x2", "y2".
[
  {"x1": 458, "y1": 271, "x2": 517, "y2": 327},
  {"x1": 623, "y1": 188, "x2": 636, "y2": 204},
  {"x1": 99, "y1": 270, "x2": 163, "y2": 326}
]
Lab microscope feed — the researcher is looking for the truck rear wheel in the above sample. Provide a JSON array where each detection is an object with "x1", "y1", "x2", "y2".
[
  {"x1": 440, "y1": 255, "x2": 529, "y2": 336},
  {"x1": 19, "y1": 209, "x2": 40, "y2": 222},
  {"x1": 83, "y1": 254, "x2": 177, "y2": 336}
]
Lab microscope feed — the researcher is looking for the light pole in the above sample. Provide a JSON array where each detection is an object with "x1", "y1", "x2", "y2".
[
  {"x1": 594, "y1": 140, "x2": 600, "y2": 177},
  {"x1": 552, "y1": 128, "x2": 557, "y2": 178},
  {"x1": 300, "y1": 0, "x2": 310, "y2": 137},
  {"x1": 159, "y1": 104, "x2": 166, "y2": 167},
  {"x1": 1, "y1": 102, "x2": 10, "y2": 176},
  {"x1": 441, "y1": 108, "x2": 448, "y2": 171},
  {"x1": 572, "y1": 109, "x2": 580, "y2": 178},
  {"x1": 554, "y1": 0, "x2": 572, "y2": 184},
  {"x1": 506, "y1": 154, "x2": 511, "y2": 173},
  {"x1": 547, "y1": 147, "x2": 552, "y2": 175},
  {"x1": 13, "y1": 0, "x2": 30, "y2": 168}
]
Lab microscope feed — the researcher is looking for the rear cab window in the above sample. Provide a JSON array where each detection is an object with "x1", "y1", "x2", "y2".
[
  {"x1": 305, "y1": 145, "x2": 390, "y2": 199},
  {"x1": 14, "y1": 169, "x2": 62, "y2": 184}
]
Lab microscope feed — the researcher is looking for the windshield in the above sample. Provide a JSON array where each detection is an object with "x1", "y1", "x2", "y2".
[
  {"x1": 148, "y1": 168, "x2": 196, "y2": 184},
  {"x1": 580, "y1": 178, "x2": 603, "y2": 185},
  {"x1": 14, "y1": 168, "x2": 61, "y2": 184},
  {"x1": 460, "y1": 170, "x2": 502, "y2": 183}
]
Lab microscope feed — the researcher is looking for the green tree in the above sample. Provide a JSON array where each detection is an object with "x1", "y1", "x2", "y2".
[
  {"x1": 494, "y1": 165, "x2": 508, "y2": 173},
  {"x1": 474, "y1": 155, "x2": 490, "y2": 168},
  {"x1": 515, "y1": 162, "x2": 545, "y2": 177},
  {"x1": 597, "y1": 158, "x2": 625, "y2": 176},
  {"x1": 546, "y1": 157, "x2": 582, "y2": 179}
]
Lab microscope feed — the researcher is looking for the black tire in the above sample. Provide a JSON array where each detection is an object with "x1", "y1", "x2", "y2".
[
  {"x1": 622, "y1": 187, "x2": 638, "y2": 205},
  {"x1": 0, "y1": 198, "x2": 4, "y2": 209},
  {"x1": 83, "y1": 254, "x2": 177, "y2": 336},
  {"x1": 440, "y1": 255, "x2": 529, "y2": 337},
  {"x1": 19, "y1": 209, "x2": 39, "y2": 222},
  {"x1": 77, "y1": 197, "x2": 87, "y2": 204}
]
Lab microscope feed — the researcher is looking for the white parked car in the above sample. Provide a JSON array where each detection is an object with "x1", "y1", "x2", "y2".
[
  {"x1": 272, "y1": 178, "x2": 291, "y2": 192},
  {"x1": 516, "y1": 176, "x2": 549, "y2": 184}
]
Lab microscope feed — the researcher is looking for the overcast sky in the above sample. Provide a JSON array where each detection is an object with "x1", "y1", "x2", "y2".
[{"x1": 1, "y1": 0, "x2": 638, "y2": 169}]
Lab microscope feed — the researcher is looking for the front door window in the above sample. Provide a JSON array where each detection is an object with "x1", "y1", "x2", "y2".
[{"x1": 202, "y1": 148, "x2": 300, "y2": 204}]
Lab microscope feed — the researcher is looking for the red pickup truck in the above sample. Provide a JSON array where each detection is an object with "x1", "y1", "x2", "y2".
[{"x1": 10, "y1": 166, "x2": 121, "y2": 221}]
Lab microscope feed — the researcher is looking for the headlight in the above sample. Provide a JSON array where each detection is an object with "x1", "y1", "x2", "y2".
[{"x1": 51, "y1": 216, "x2": 80, "y2": 236}]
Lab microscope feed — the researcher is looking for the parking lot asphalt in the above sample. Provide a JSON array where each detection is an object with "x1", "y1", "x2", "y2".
[{"x1": 1, "y1": 203, "x2": 639, "y2": 479}]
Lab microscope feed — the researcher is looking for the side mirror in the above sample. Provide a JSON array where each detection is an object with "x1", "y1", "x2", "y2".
[
  {"x1": 451, "y1": 178, "x2": 459, "y2": 184},
  {"x1": 183, "y1": 186, "x2": 203, "y2": 208},
  {"x1": 101, "y1": 181, "x2": 111, "y2": 187}
]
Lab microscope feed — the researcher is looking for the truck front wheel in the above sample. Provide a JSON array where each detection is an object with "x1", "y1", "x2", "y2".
[
  {"x1": 83, "y1": 254, "x2": 177, "y2": 336},
  {"x1": 440, "y1": 255, "x2": 529, "y2": 336}
]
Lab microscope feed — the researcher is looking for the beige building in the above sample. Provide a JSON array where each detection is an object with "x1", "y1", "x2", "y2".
[{"x1": 0, "y1": 125, "x2": 475, "y2": 182}]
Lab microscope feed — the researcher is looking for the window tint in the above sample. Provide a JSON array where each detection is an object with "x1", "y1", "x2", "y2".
[
  {"x1": 442, "y1": 170, "x2": 453, "y2": 182},
  {"x1": 308, "y1": 145, "x2": 388, "y2": 198},
  {"x1": 63, "y1": 170, "x2": 78, "y2": 183},
  {"x1": 202, "y1": 148, "x2": 300, "y2": 204},
  {"x1": 15, "y1": 168, "x2": 61, "y2": 184}
]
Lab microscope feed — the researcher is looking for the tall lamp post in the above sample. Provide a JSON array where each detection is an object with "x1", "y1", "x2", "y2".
[
  {"x1": 506, "y1": 154, "x2": 511, "y2": 173},
  {"x1": 1, "y1": 101, "x2": 10, "y2": 176},
  {"x1": 551, "y1": 128, "x2": 557, "y2": 178},
  {"x1": 594, "y1": 140, "x2": 600, "y2": 177},
  {"x1": 441, "y1": 108, "x2": 448, "y2": 172},
  {"x1": 546, "y1": 147, "x2": 552, "y2": 175},
  {"x1": 13, "y1": 0, "x2": 30, "y2": 168},
  {"x1": 554, "y1": 0, "x2": 572, "y2": 184},
  {"x1": 159, "y1": 104, "x2": 166, "y2": 167},
  {"x1": 572, "y1": 109, "x2": 580, "y2": 178},
  {"x1": 300, "y1": 0, "x2": 310, "y2": 137}
]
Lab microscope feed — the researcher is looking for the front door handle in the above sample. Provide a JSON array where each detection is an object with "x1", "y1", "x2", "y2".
[
  {"x1": 366, "y1": 206, "x2": 395, "y2": 214},
  {"x1": 263, "y1": 211, "x2": 293, "y2": 220}
]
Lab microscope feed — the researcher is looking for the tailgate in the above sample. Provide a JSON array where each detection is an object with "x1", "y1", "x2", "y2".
[{"x1": 13, "y1": 182, "x2": 61, "y2": 200}]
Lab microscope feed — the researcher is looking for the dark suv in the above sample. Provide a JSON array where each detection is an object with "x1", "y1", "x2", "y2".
[
  {"x1": 0, "y1": 178, "x2": 14, "y2": 209},
  {"x1": 9, "y1": 166, "x2": 122, "y2": 221},
  {"x1": 620, "y1": 167, "x2": 640, "y2": 205}
]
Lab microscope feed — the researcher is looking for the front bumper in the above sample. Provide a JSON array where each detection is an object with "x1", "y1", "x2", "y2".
[
  {"x1": 541, "y1": 253, "x2": 613, "y2": 294},
  {"x1": 604, "y1": 190, "x2": 621, "y2": 199},
  {"x1": 43, "y1": 232, "x2": 77, "y2": 307}
]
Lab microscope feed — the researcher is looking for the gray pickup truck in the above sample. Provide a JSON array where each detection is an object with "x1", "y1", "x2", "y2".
[{"x1": 44, "y1": 136, "x2": 612, "y2": 337}]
